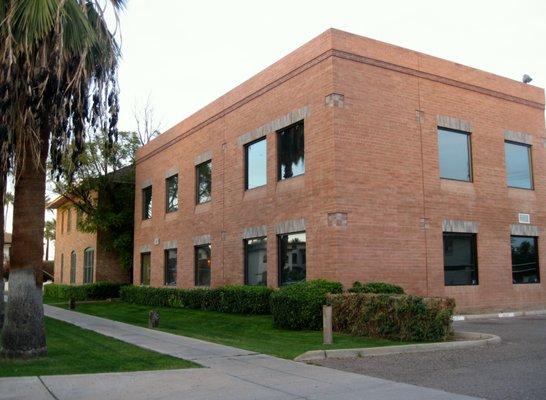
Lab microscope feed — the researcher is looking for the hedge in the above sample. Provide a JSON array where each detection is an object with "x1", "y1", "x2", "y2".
[
  {"x1": 327, "y1": 293, "x2": 455, "y2": 342},
  {"x1": 120, "y1": 284, "x2": 273, "y2": 315},
  {"x1": 270, "y1": 279, "x2": 343, "y2": 330},
  {"x1": 44, "y1": 282, "x2": 124, "y2": 301},
  {"x1": 349, "y1": 281, "x2": 404, "y2": 294}
]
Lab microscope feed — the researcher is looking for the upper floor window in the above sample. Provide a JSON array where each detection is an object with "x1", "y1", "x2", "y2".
[
  {"x1": 438, "y1": 128, "x2": 472, "y2": 182},
  {"x1": 83, "y1": 248, "x2": 94, "y2": 284},
  {"x1": 505, "y1": 141, "x2": 533, "y2": 189},
  {"x1": 245, "y1": 138, "x2": 267, "y2": 190},
  {"x1": 278, "y1": 121, "x2": 304, "y2": 180},
  {"x1": 443, "y1": 233, "x2": 478, "y2": 286},
  {"x1": 66, "y1": 208, "x2": 72, "y2": 232},
  {"x1": 142, "y1": 185, "x2": 152, "y2": 219},
  {"x1": 511, "y1": 236, "x2": 539, "y2": 284},
  {"x1": 165, "y1": 174, "x2": 179, "y2": 213},
  {"x1": 196, "y1": 161, "x2": 212, "y2": 204}
]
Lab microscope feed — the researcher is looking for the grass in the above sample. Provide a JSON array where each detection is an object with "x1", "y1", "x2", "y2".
[
  {"x1": 56, "y1": 301, "x2": 410, "y2": 359},
  {"x1": 0, "y1": 317, "x2": 199, "y2": 377}
]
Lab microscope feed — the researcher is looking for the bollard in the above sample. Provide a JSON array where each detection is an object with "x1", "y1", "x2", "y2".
[
  {"x1": 68, "y1": 298, "x2": 76, "y2": 310},
  {"x1": 149, "y1": 310, "x2": 160, "y2": 328},
  {"x1": 323, "y1": 305, "x2": 333, "y2": 344}
]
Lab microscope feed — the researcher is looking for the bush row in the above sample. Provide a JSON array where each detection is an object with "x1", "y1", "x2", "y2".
[
  {"x1": 328, "y1": 293, "x2": 455, "y2": 342},
  {"x1": 349, "y1": 281, "x2": 404, "y2": 294},
  {"x1": 120, "y1": 284, "x2": 273, "y2": 315},
  {"x1": 44, "y1": 282, "x2": 124, "y2": 301}
]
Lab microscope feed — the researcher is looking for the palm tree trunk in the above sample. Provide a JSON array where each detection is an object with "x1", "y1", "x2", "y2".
[
  {"x1": 0, "y1": 173, "x2": 5, "y2": 329},
  {"x1": 1, "y1": 134, "x2": 48, "y2": 358}
]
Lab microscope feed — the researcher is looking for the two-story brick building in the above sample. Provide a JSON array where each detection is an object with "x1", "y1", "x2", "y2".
[{"x1": 133, "y1": 29, "x2": 545, "y2": 312}]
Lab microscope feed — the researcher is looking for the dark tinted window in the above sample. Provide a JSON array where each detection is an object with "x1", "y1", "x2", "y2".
[
  {"x1": 166, "y1": 174, "x2": 179, "y2": 212},
  {"x1": 443, "y1": 233, "x2": 478, "y2": 286},
  {"x1": 245, "y1": 138, "x2": 267, "y2": 189},
  {"x1": 511, "y1": 236, "x2": 540, "y2": 284},
  {"x1": 245, "y1": 237, "x2": 267, "y2": 285},
  {"x1": 164, "y1": 248, "x2": 177, "y2": 286},
  {"x1": 278, "y1": 121, "x2": 304, "y2": 180},
  {"x1": 278, "y1": 232, "x2": 306, "y2": 285},
  {"x1": 196, "y1": 161, "x2": 212, "y2": 204},
  {"x1": 141, "y1": 252, "x2": 151, "y2": 285},
  {"x1": 195, "y1": 244, "x2": 211, "y2": 286},
  {"x1": 438, "y1": 128, "x2": 471, "y2": 181},
  {"x1": 83, "y1": 248, "x2": 94, "y2": 284},
  {"x1": 142, "y1": 186, "x2": 152, "y2": 219},
  {"x1": 70, "y1": 251, "x2": 76, "y2": 284},
  {"x1": 505, "y1": 142, "x2": 533, "y2": 189}
]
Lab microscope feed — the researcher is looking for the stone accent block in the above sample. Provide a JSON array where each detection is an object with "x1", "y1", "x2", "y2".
[
  {"x1": 276, "y1": 218, "x2": 306, "y2": 235},
  {"x1": 194, "y1": 150, "x2": 212, "y2": 166},
  {"x1": 443, "y1": 219, "x2": 479, "y2": 233},
  {"x1": 327, "y1": 212, "x2": 348, "y2": 227},
  {"x1": 325, "y1": 93, "x2": 344, "y2": 108},
  {"x1": 243, "y1": 225, "x2": 267, "y2": 239},
  {"x1": 194, "y1": 234, "x2": 211, "y2": 246},
  {"x1": 510, "y1": 224, "x2": 539, "y2": 236},
  {"x1": 504, "y1": 130, "x2": 533, "y2": 145},
  {"x1": 437, "y1": 115, "x2": 472, "y2": 132}
]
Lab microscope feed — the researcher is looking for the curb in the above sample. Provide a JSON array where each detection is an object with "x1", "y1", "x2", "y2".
[
  {"x1": 452, "y1": 309, "x2": 546, "y2": 321},
  {"x1": 294, "y1": 331, "x2": 501, "y2": 362}
]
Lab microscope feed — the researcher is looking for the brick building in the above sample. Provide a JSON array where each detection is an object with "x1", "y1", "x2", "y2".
[{"x1": 133, "y1": 29, "x2": 545, "y2": 312}]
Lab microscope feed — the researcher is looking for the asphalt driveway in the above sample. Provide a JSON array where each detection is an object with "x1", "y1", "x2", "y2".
[{"x1": 314, "y1": 315, "x2": 546, "y2": 400}]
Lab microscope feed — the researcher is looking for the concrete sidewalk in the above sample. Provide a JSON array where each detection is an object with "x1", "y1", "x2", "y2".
[{"x1": 0, "y1": 305, "x2": 480, "y2": 400}]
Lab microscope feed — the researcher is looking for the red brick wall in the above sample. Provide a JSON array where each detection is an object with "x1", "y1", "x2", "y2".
[{"x1": 134, "y1": 29, "x2": 546, "y2": 312}]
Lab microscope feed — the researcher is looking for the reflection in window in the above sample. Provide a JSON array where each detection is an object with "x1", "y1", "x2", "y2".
[
  {"x1": 278, "y1": 232, "x2": 306, "y2": 285},
  {"x1": 141, "y1": 252, "x2": 151, "y2": 285},
  {"x1": 505, "y1": 142, "x2": 533, "y2": 189},
  {"x1": 511, "y1": 236, "x2": 540, "y2": 284},
  {"x1": 70, "y1": 251, "x2": 76, "y2": 284},
  {"x1": 245, "y1": 237, "x2": 267, "y2": 285},
  {"x1": 195, "y1": 244, "x2": 211, "y2": 286},
  {"x1": 438, "y1": 128, "x2": 471, "y2": 181},
  {"x1": 443, "y1": 233, "x2": 478, "y2": 286},
  {"x1": 196, "y1": 161, "x2": 212, "y2": 204},
  {"x1": 83, "y1": 248, "x2": 94, "y2": 284},
  {"x1": 164, "y1": 248, "x2": 177, "y2": 286},
  {"x1": 278, "y1": 121, "x2": 304, "y2": 180},
  {"x1": 166, "y1": 174, "x2": 179, "y2": 212},
  {"x1": 142, "y1": 186, "x2": 152, "y2": 219},
  {"x1": 245, "y1": 138, "x2": 267, "y2": 189}
]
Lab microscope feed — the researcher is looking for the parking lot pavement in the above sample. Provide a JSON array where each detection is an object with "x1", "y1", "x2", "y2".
[{"x1": 314, "y1": 315, "x2": 546, "y2": 400}]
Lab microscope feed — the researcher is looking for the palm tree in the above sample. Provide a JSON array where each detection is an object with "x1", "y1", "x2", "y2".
[
  {"x1": 44, "y1": 219, "x2": 56, "y2": 262},
  {"x1": 0, "y1": 0, "x2": 125, "y2": 358}
]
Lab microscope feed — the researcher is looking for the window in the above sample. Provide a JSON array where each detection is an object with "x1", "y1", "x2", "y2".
[
  {"x1": 66, "y1": 208, "x2": 72, "y2": 232},
  {"x1": 438, "y1": 128, "x2": 472, "y2": 181},
  {"x1": 196, "y1": 161, "x2": 212, "y2": 204},
  {"x1": 245, "y1": 237, "x2": 267, "y2": 285},
  {"x1": 245, "y1": 138, "x2": 267, "y2": 189},
  {"x1": 142, "y1": 185, "x2": 152, "y2": 219},
  {"x1": 195, "y1": 244, "x2": 211, "y2": 286},
  {"x1": 164, "y1": 248, "x2": 177, "y2": 286},
  {"x1": 443, "y1": 233, "x2": 478, "y2": 286},
  {"x1": 70, "y1": 251, "x2": 76, "y2": 284},
  {"x1": 83, "y1": 248, "x2": 94, "y2": 284},
  {"x1": 61, "y1": 211, "x2": 65, "y2": 234},
  {"x1": 511, "y1": 236, "x2": 540, "y2": 284},
  {"x1": 505, "y1": 141, "x2": 533, "y2": 189},
  {"x1": 278, "y1": 121, "x2": 305, "y2": 180},
  {"x1": 141, "y1": 252, "x2": 151, "y2": 285},
  {"x1": 60, "y1": 253, "x2": 64, "y2": 283},
  {"x1": 278, "y1": 232, "x2": 306, "y2": 285},
  {"x1": 165, "y1": 174, "x2": 179, "y2": 212}
]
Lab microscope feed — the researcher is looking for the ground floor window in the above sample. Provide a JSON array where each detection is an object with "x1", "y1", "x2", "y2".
[
  {"x1": 278, "y1": 232, "x2": 306, "y2": 285},
  {"x1": 511, "y1": 236, "x2": 540, "y2": 284},
  {"x1": 70, "y1": 251, "x2": 76, "y2": 284},
  {"x1": 245, "y1": 237, "x2": 267, "y2": 285},
  {"x1": 83, "y1": 248, "x2": 94, "y2": 284},
  {"x1": 195, "y1": 244, "x2": 211, "y2": 286},
  {"x1": 443, "y1": 233, "x2": 478, "y2": 286},
  {"x1": 164, "y1": 248, "x2": 177, "y2": 286},
  {"x1": 60, "y1": 253, "x2": 64, "y2": 283},
  {"x1": 141, "y1": 252, "x2": 151, "y2": 285}
]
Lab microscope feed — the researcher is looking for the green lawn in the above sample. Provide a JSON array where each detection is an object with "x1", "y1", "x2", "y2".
[
  {"x1": 57, "y1": 301, "x2": 410, "y2": 359},
  {"x1": 0, "y1": 317, "x2": 199, "y2": 377}
]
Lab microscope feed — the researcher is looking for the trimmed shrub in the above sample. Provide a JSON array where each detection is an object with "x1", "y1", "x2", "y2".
[
  {"x1": 349, "y1": 281, "x2": 404, "y2": 294},
  {"x1": 120, "y1": 284, "x2": 274, "y2": 315},
  {"x1": 270, "y1": 279, "x2": 343, "y2": 330},
  {"x1": 328, "y1": 293, "x2": 455, "y2": 342},
  {"x1": 44, "y1": 282, "x2": 124, "y2": 301}
]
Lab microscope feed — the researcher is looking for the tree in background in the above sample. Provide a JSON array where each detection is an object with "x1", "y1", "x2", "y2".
[
  {"x1": 0, "y1": 0, "x2": 125, "y2": 358},
  {"x1": 44, "y1": 219, "x2": 56, "y2": 262},
  {"x1": 3, "y1": 191, "x2": 12, "y2": 223},
  {"x1": 134, "y1": 96, "x2": 161, "y2": 146}
]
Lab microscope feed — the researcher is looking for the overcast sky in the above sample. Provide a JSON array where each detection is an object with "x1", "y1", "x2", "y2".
[{"x1": 116, "y1": 0, "x2": 546, "y2": 133}]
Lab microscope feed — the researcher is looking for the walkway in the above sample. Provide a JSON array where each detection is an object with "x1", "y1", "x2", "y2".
[{"x1": 0, "y1": 305, "x2": 480, "y2": 400}]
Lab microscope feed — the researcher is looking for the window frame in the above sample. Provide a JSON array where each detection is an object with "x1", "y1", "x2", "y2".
[
  {"x1": 195, "y1": 160, "x2": 212, "y2": 204},
  {"x1": 141, "y1": 252, "x2": 151, "y2": 285},
  {"x1": 165, "y1": 174, "x2": 179, "y2": 213},
  {"x1": 511, "y1": 235, "x2": 540, "y2": 284},
  {"x1": 505, "y1": 140, "x2": 534, "y2": 190},
  {"x1": 437, "y1": 127, "x2": 473, "y2": 182},
  {"x1": 244, "y1": 137, "x2": 267, "y2": 190},
  {"x1": 277, "y1": 120, "x2": 305, "y2": 181},
  {"x1": 142, "y1": 185, "x2": 153, "y2": 220},
  {"x1": 164, "y1": 248, "x2": 177, "y2": 286},
  {"x1": 244, "y1": 236, "x2": 268, "y2": 286},
  {"x1": 194, "y1": 244, "x2": 211, "y2": 287},
  {"x1": 277, "y1": 231, "x2": 307, "y2": 286},
  {"x1": 442, "y1": 232, "x2": 479, "y2": 286}
]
